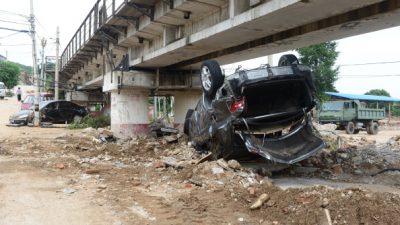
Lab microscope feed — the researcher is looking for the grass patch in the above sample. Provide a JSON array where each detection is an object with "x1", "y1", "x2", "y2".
[{"x1": 68, "y1": 115, "x2": 110, "y2": 129}]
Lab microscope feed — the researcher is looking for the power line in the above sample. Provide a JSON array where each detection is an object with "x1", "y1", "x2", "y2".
[
  {"x1": 339, "y1": 60, "x2": 400, "y2": 67},
  {"x1": 0, "y1": 43, "x2": 32, "y2": 46},
  {"x1": 0, "y1": 10, "x2": 29, "y2": 19},
  {"x1": 339, "y1": 74, "x2": 400, "y2": 78},
  {"x1": 0, "y1": 18, "x2": 29, "y2": 25}
]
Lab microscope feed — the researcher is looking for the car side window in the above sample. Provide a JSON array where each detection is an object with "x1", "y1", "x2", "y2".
[{"x1": 59, "y1": 102, "x2": 71, "y2": 109}]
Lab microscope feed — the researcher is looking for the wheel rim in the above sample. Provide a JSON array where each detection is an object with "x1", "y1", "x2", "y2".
[{"x1": 201, "y1": 66, "x2": 212, "y2": 91}]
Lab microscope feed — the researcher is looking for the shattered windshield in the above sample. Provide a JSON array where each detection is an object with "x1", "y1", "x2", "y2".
[{"x1": 322, "y1": 102, "x2": 343, "y2": 111}]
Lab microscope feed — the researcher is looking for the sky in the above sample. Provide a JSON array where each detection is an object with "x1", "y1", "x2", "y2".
[{"x1": 1, "y1": 0, "x2": 400, "y2": 97}]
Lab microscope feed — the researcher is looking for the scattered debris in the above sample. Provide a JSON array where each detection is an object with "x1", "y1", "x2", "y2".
[{"x1": 250, "y1": 193, "x2": 270, "y2": 210}]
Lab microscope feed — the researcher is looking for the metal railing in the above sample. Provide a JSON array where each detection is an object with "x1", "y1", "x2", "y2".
[{"x1": 61, "y1": 0, "x2": 127, "y2": 71}]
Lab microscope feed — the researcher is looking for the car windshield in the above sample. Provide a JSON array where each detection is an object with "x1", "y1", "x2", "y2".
[
  {"x1": 322, "y1": 102, "x2": 343, "y2": 111},
  {"x1": 0, "y1": 83, "x2": 5, "y2": 89},
  {"x1": 23, "y1": 95, "x2": 35, "y2": 104}
]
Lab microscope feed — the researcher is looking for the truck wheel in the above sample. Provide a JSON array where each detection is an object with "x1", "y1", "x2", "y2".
[
  {"x1": 354, "y1": 129, "x2": 360, "y2": 134},
  {"x1": 278, "y1": 54, "x2": 299, "y2": 66},
  {"x1": 368, "y1": 122, "x2": 379, "y2": 135},
  {"x1": 200, "y1": 60, "x2": 224, "y2": 99},
  {"x1": 345, "y1": 122, "x2": 355, "y2": 134}
]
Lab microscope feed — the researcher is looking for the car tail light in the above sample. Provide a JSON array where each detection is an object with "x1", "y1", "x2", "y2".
[{"x1": 230, "y1": 97, "x2": 245, "y2": 113}]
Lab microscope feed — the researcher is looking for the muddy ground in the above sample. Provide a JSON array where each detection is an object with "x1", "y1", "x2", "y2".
[{"x1": 1, "y1": 97, "x2": 400, "y2": 225}]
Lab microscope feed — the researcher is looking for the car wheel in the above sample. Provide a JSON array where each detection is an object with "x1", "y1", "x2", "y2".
[
  {"x1": 73, "y1": 115, "x2": 82, "y2": 123},
  {"x1": 368, "y1": 122, "x2": 379, "y2": 135},
  {"x1": 200, "y1": 60, "x2": 224, "y2": 99},
  {"x1": 345, "y1": 122, "x2": 355, "y2": 134},
  {"x1": 278, "y1": 54, "x2": 299, "y2": 66},
  {"x1": 184, "y1": 109, "x2": 194, "y2": 136}
]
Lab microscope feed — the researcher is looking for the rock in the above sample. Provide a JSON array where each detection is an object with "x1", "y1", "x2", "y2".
[
  {"x1": 153, "y1": 160, "x2": 166, "y2": 168},
  {"x1": 338, "y1": 153, "x2": 350, "y2": 160},
  {"x1": 211, "y1": 167, "x2": 224, "y2": 175},
  {"x1": 163, "y1": 135, "x2": 179, "y2": 143},
  {"x1": 98, "y1": 128, "x2": 113, "y2": 137},
  {"x1": 332, "y1": 164, "x2": 343, "y2": 175},
  {"x1": 55, "y1": 163, "x2": 65, "y2": 169},
  {"x1": 227, "y1": 159, "x2": 241, "y2": 170},
  {"x1": 132, "y1": 181, "x2": 142, "y2": 186},
  {"x1": 62, "y1": 188, "x2": 76, "y2": 194},
  {"x1": 266, "y1": 199, "x2": 275, "y2": 207},
  {"x1": 162, "y1": 157, "x2": 182, "y2": 169},
  {"x1": 216, "y1": 159, "x2": 230, "y2": 170},
  {"x1": 248, "y1": 187, "x2": 256, "y2": 195},
  {"x1": 321, "y1": 198, "x2": 329, "y2": 208},
  {"x1": 250, "y1": 193, "x2": 270, "y2": 210}
]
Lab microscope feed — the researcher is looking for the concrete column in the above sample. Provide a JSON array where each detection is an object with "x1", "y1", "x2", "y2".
[
  {"x1": 173, "y1": 91, "x2": 201, "y2": 126},
  {"x1": 111, "y1": 89, "x2": 149, "y2": 138},
  {"x1": 229, "y1": 0, "x2": 250, "y2": 18}
]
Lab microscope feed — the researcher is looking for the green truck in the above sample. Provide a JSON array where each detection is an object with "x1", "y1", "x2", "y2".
[{"x1": 318, "y1": 100, "x2": 385, "y2": 135}]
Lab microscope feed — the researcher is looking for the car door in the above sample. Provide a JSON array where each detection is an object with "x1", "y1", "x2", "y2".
[
  {"x1": 42, "y1": 102, "x2": 59, "y2": 122},
  {"x1": 58, "y1": 102, "x2": 75, "y2": 122}
]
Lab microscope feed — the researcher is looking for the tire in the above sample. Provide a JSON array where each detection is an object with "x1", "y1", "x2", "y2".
[
  {"x1": 345, "y1": 122, "x2": 355, "y2": 134},
  {"x1": 183, "y1": 109, "x2": 194, "y2": 136},
  {"x1": 278, "y1": 54, "x2": 299, "y2": 66},
  {"x1": 200, "y1": 60, "x2": 224, "y2": 99},
  {"x1": 368, "y1": 122, "x2": 379, "y2": 135},
  {"x1": 353, "y1": 129, "x2": 360, "y2": 134}
]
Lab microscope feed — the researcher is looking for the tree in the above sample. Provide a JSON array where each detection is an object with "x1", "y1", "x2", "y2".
[
  {"x1": 296, "y1": 42, "x2": 339, "y2": 101},
  {"x1": 365, "y1": 89, "x2": 390, "y2": 97},
  {"x1": 0, "y1": 61, "x2": 20, "y2": 88}
]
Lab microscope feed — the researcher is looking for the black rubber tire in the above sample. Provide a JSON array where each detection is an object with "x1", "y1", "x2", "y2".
[
  {"x1": 353, "y1": 129, "x2": 360, "y2": 134},
  {"x1": 200, "y1": 60, "x2": 224, "y2": 99},
  {"x1": 345, "y1": 122, "x2": 355, "y2": 134},
  {"x1": 183, "y1": 109, "x2": 194, "y2": 136},
  {"x1": 278, "y1": 54, "x2": 299, "y2": 66},
  {"x1": 368, "y1": 122, "x2": 379, "y2": 135}
]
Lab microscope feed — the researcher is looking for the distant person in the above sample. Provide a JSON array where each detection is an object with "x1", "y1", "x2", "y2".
[{"x1": 16, "y1": 87, "x2": 22, "y2": 102}]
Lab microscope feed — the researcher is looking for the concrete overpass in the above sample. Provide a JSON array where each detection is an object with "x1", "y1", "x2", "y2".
[{"x1": 60, "y1": 0, "x2": 400, "y2": 138}]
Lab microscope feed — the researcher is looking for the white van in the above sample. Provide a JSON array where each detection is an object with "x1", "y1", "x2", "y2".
[{"x1": 0, "y1": 82, "x2": 5, "y2": 99}]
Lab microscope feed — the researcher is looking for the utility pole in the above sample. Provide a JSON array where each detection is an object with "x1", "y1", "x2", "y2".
[
  {"x1": 40, "y1": 38, "x2": 47, "y2": 93},
  {"x1": 55, "y1": 27, "x2": 60, "y2": 100},
  {"x1": 29, "y1": 0, "x2": 40, "y2": 126}
]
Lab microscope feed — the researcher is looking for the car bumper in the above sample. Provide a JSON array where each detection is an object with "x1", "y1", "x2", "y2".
[
  {"x1": 234, "y1": 114, "x2": 325, "y2": 164},
  {"x1": 9, "y1": 119, "x2": 27, "y2": 124}
]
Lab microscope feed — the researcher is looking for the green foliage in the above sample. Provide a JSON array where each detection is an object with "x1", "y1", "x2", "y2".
[
  {"x1": 13, "y1": 62, "x2": 32, "y2": 74},
  {"x1": 0, "y1": 61, "x2": 20, "y2": 88},
  {"x1": 296, "y1": 42, "x2": 339, "y2": 101},
  {"x1": 68, "y1": 115, "x2": 110, "y2": 129},
  {"x1": 5, "y1": 90, "x2": 14, "y2": 97},
  {"x1": 365, "y1": 89, "x2": 391, "y2": 97},
  {"x1": 392, "y1": 103, "x2": 400, "y2": 117}
]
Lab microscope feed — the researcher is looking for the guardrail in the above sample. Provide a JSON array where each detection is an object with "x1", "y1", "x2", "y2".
[{"x1": 61, "y1": 0, "x2": 127, "y2": 71}]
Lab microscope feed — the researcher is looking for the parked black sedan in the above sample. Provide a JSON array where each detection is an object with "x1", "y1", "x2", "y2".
[
  {"x1": 9, "y1": 100, "x2": 87, "y2": 125},
  {"x1": 184, "y1": 55, "x2": 324, "y2": 165}
]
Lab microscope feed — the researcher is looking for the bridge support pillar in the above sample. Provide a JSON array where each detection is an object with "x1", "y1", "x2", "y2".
[
  {"x1": 110, "y1": 89, "x2": 149, "y2": 138},
  {"x1": 173, "y1": 91, "x2": 202, "y2": 127}
]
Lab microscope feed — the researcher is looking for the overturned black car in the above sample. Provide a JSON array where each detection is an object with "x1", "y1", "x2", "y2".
[{"x1": 184, "y1": 55, "x2": 324, "y2": 164}]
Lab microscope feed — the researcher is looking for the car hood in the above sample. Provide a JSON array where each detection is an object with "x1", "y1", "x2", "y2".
[{"x1": 10, "y1": 110, "x2": 33, "y2": 119}]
